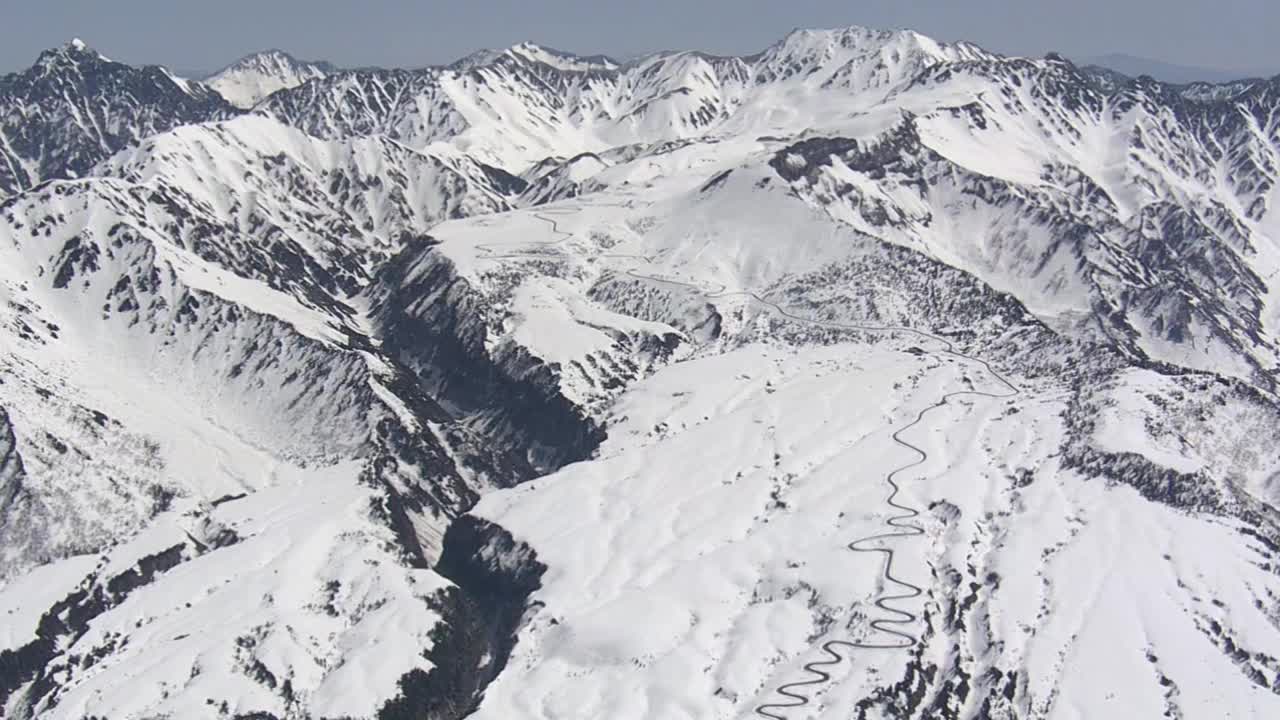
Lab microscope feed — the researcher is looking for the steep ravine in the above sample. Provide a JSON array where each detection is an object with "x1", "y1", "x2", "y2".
[
  {"x1": 380, "y1": 516, "x2": 547, "y2": 720},
  {"x1": 369, "y1": 239, "x2": 605, "y2": 475}
]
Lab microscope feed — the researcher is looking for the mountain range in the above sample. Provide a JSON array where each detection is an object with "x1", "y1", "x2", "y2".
[
  {"x1": 1079, "y1": 52, "x2": 1278, "y2": 85},
  {"x1": 1, "y1": 26, "x2": 1280, "y2": 720}
]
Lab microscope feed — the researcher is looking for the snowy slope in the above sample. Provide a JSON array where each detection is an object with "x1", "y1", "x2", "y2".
[
  {"x1": 0, "y1": 114, "x2": 529, "y2": 717},
  {"x1": 205, "y1": 49, "x2": 331, "y2": 109},
  {"x1": 411, "y1": 94, "x2": 1280, "y2": 716},
  {"x1": 471, "y1": 344, "x2": 1280, "y2": 720},
  {"x1": 422, "y1": 173, "x2": 1280, "y2": 719},
  {"x1": 0, "y1": 224, "x2": 473, "y2": 717},
  {"x1": 1, "y1": 23, "x2": 1280, "y2": 720},
  {"x1": 261, "y1": 30, "x2": 1280, "y2": 391}
]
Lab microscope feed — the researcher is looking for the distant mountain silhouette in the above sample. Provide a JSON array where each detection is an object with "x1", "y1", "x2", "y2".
[{"x1": 1079, "y1": 52, "x2": 1276, "y2": 84}]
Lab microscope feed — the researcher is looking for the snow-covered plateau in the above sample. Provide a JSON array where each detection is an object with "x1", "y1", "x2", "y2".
[{"x1": 2, "y1": 24, "x2": 1280, "y2": 720}]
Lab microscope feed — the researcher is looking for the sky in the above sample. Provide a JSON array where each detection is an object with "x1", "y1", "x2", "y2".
[{"x1": 3, "y1": 0, "x2": 1278, "y2": 77}]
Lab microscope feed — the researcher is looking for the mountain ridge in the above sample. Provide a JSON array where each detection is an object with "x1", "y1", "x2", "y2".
[
  {"x1": 203, "y1": 48, "x2": 334, "y2": 109},
  {"x1": 1, "y1": 23, "x2": 1280, "y2": 720},
  {"x1": 1080, "y1": 51, "x2": 1279, "y2": 84}
]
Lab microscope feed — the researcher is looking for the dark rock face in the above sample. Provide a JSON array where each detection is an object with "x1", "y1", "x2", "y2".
[
  {"x1": 1061, "y1": 369, "x2": 1280, "y2": 539},
  {"x1": 588, "y1": 274, "x2": 723, "y2": 344},
  {"x1": 370, "y1": 241, "x2": 605, "y2": 474},
  {"x1": 259, "y1": 67, "x2": 465, "y2": 146},
  {"x1": 0, "y1": 408, "x2": 24, "y2": 513},
  {"x1": 474, "y1": 161, "x2": 529, "y2": 197},
  {"x1": 0, "y1": 406, "x2": 53, "y2": 576},
  {"x1": 0, "y1": 41, "x2": 237, "y2": 195},
  {"x1": 380, "y1": 515, "x2": 546, "y2": 720},
  {"x1": 0, "y1": 542, "x2": 191, "y2": 712}
]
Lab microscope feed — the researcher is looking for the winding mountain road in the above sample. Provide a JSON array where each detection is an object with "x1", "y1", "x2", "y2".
[
  {"x1": 751, "y1": 368, "x2": 1018, "y2": 720},
  {"x1": 474, "y1": 205, "x2": 1021, "y2": 719}
]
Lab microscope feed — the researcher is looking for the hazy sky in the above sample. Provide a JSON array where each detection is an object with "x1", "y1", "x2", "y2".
[{"x1": 4, "y1": 0, "x2": 1277, "y2": 76}]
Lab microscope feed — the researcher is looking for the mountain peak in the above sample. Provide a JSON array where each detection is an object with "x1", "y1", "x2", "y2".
[
  {"x1": 32, "y1": 37, "x2": 111, "y2": 70},
  {"x1": 507, "y1": 42, "x2": 618, "y2": 72},
  {"x1": 451, "y1": 42, "x2": 618, "y2": 74},
  {"x1": 209, "y1": 48, "x2": 333, "y2": 77},
  {"x1": 56, "y1": 37, "x2": 99, "y2": 57},
  {"x1": 205, "y1": 48, "x2": 330, "y2": 108},
  {"x1": 770, "y1": 24, "x2": 988, "y2": 60}
]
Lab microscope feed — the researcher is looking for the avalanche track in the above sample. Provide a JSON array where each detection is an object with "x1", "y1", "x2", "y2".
[{"x1": 474, "y1": 206, "x2": 1021, "y2": 718}]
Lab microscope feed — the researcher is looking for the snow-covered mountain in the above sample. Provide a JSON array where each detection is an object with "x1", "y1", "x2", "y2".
[
  {"x1": 0, "y1": 40, "x2": 235, "y2": 197},
  {"x1": 204, "y1": 49, "x2": 333, "y2": 109},
  {"x1": 2, "y1": 25, "x2": 1280, "y2": 720}
]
